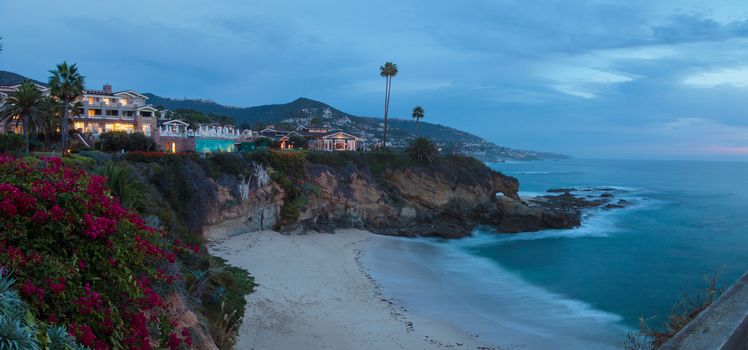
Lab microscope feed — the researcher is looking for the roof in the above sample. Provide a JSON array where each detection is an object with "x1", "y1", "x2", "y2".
[
  {"x1": 84, "y1": 89, "x2": 113, "y2": 96},
  {"x1": 114, "y1": 90, "x2": 149, "y2": 99},
  {"x1": 163, "y1": 119, "x2": 190, "y2": 126},
  {"x1": 322, "y1": 132, "x2": 362, "y2": 140},
  {"x1": 136, "y1": 105, "x2": 159, "y2": 112}
]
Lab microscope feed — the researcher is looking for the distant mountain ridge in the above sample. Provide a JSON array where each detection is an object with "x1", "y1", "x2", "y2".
[
  {"x1": 0, "y1": 70, "x2": 567, "y2": 161},
  {"x1": 146, "y1": 94, "x2": 568, "y2": 161},
  {"x1": 0, "y1": 70, "x2": 46, "y2": 86}
]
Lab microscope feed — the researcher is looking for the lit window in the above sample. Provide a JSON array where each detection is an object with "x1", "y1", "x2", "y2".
[
  {"x1": 121, "y1": 99, "x2": 128, "y2": 105},
  {"x1": 87, "y1": 110, "x2": 95, "y2": 117},
  {"x1": 88, "y1": 97, "x2": 94, "y2": 105},
  {"x1": 103, "y1": 98, "x2": 110, "y2": 105}
]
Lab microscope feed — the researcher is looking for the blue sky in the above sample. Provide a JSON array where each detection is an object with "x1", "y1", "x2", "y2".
[{"x1": 2, "y1": 0, "x2": 748, "y2": 159}]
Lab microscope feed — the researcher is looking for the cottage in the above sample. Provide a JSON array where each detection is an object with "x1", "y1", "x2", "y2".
[{"x1": 308, "y1": 131, "x2": 363, "y2": 151}]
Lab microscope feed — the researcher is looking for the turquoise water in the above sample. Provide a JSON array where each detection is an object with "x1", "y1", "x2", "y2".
[
  {"x1": 362, "y1": 159, "x2": 748, "y2": 349},
  {"x1": 196, "y1": 138, "x2": 235, "y2": 153}
]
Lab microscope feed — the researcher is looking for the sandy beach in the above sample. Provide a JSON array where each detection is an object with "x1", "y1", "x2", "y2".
[{"x1": 208, "y1": 229, "x2": 494, "y2": 350}]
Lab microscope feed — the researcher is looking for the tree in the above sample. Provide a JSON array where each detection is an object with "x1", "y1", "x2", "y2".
[
  {"x1": 98, "y1": 131, "x2": 156, "y2": 152},
  {"x1": 38, "y1": 96, "x2": 62, "y2": 144},
  {"x1": 288, "y1": 135, "x2": 308, "y2": 149},
  {"x1": 411, "y1": 105, "x2": 425, "y2": 131},
  {"x1": 310, "y1": 116, "x2": 322, "y2": 127},
  {"x1": 0, "y1": 80, "x2": 44, "y2": 153},
  {"x1": 48, "y1": 62, "x2": 85, "y2": 153},
  {"x1": 379, "y1": 62, "x2": 398, "y2": 147},
  {"x1": 406, "y1": 137, "x2": 439, "y2": 164}
]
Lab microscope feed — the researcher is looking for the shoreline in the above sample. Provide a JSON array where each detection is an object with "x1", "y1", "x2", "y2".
[{"x1": 208, "y1": 229, "x2": 495, "y2": 350}]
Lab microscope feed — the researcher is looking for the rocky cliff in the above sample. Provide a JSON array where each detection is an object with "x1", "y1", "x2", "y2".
[{"x1": 187, "y1": 152, "x2": 579, "y2": 240}]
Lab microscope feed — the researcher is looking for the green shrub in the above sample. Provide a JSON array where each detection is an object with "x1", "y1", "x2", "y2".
[
  {"x1": 98, "y1": 131, "x2": 157, "y2": 152},
  {"x1": 208, "y1": 153, "x2": 249, "y2": 178},
  {"x1": 268, "y1": 150, "x2": 306, "y2": 179},
  {"x1": 0, "y1": 133, "x2": 25, "y2": 153},
  {"x1": 406, "y1": 137, "x2": 439, "y2": 164},
  {"x1": 124, "y1": 151, "x2": 197, "y2": 163},
  {"x1": 61, "y1": 155, "x2": 96, "y2": 170}
]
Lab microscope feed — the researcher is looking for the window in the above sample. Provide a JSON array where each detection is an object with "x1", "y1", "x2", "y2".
[
  {"x1": 171, "y1": 142, "x2": 176, "y2": 153},
  {"x1": 87, "y1": 109, "x2": 97, "y2": 117},
  {"x1": 140, "y1": 111, "x2": 152, "y2": 117},
  {"x1": 103, "y1": 98, "x2": 110, "y2": 105},
  {"x1": 105, "y1": 110, "x2": 119, "y2": 116},
  {"x1": 123, "y1": 111, "x2": 134, "y2": 117},
  {"x1": 74, "y1": 122, "x2": 84, "y2": 130},
  {"x1": 88, "y1": 97, "x2": 94, "y2": 105},
  {"x1": 120, "y1": 99, "x2": 128, "y2": 106}
]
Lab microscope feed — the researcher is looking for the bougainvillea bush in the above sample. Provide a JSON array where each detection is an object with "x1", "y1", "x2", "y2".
[{"x1": 0, "y1": 155, "x2": 191, "y2": 349}]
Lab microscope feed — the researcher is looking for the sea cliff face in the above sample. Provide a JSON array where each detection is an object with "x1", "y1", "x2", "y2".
[{"x1": 187, "y1": 152, "x2": 578, "y2": 240}]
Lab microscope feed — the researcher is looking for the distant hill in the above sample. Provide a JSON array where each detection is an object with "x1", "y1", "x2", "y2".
[
  {"x1": 0, "y1": 70, "x2": 46, "y2": 86},
  {"x1": 146, "y1": 94, "x2": 569, "y2": 161}
]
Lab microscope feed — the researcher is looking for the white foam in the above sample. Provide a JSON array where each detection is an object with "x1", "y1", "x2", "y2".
[{"x1": 362, "y1": 235, "x2": 631, "y2": 349}]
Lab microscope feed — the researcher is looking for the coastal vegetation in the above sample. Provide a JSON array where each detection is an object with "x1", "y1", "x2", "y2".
[{"x1": 626, "y1": 273, "x2": 724, "y2": 349}]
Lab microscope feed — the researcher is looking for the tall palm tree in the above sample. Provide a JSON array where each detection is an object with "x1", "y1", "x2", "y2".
[
  {"x1": 48, "y1": 62, "x2": 85, "y2": 153},
  {"x1": 411, "y1": 105, "x2": 425, "y2": 131},
  {"x1": 379, "y1": 62, "x2": 398, "y2": 147},
  {"x1": 0, "y1": 80, "x2": 45, "y2": 153}
]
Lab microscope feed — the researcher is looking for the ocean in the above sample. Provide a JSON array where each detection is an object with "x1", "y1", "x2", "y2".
[{"x1": 360, "y1": 159, "x2": 748, "y2": 349}]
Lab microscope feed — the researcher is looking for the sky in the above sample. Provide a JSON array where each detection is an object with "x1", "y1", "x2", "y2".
[{"x1": 2, "y1": 0, "x2": 748, "y2": 160}]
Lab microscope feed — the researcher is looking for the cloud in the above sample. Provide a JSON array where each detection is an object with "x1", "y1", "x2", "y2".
[
  {"x1": 682, "y1": 66, "x2": 748, "y2": 88},
  {"x1": 538, "y1": 65, "x2": 638, "y2": 99}
]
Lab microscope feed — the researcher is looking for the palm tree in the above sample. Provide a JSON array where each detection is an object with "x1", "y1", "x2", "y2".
[
  {"x1": 379, "y1": 62, "x2": 398, "y2": 147},
  {"x1": 411, "y1": 105, "x2": 425, "y2": 131},
  {"x1": 0, "y1": 80, "x2": 45, "y2": 153},
  {"x1": 48, "y1": 62, "x2": 85, "y2": 153}
]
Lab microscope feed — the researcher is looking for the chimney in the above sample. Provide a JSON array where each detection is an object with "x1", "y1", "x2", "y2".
[{"x1": 103, "y1": 84, "x2": 112, "y2": 94}]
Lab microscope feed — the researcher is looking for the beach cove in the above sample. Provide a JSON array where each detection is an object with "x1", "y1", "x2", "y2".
[{"x1": 209, "y1": 229, "x2": 494, "y2": 350}]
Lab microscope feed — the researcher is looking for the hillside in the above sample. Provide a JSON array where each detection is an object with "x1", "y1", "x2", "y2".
[
  {"x1": 146, "y1": 94, "x2": 569, "y2": 161},
  {"x1": 0, "y1": 70, "x2": 46, "y2": 86}
]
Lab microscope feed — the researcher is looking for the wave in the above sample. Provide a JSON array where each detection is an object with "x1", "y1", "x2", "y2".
[
  {"x1": 512, "y1": 171, "x2": 573, "y2": 175},
  {"x1": 362, "y1": 235, "x2": 631, "y2": 349}
]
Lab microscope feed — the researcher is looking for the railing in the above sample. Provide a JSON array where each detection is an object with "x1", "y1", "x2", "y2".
[{"x1": 659, "y1": 271, "x2": 748, "y2": 350}]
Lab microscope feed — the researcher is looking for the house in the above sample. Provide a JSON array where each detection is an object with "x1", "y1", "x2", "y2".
[
  {"x1": 72, "y1": 85, "x2": 167, "y2": 142},
  {"x1": 0, "y1": 83, "x2": 50, "y2": 134},
  {"x1": 257, "y1": 127, "x2": 304, "y2": 149},
  {"x1": 157, "y1": 120, "x2": 194, "y2": 153},
  {"x1": 308, "y1": 131, "x2": 364, "y2": 151}
]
